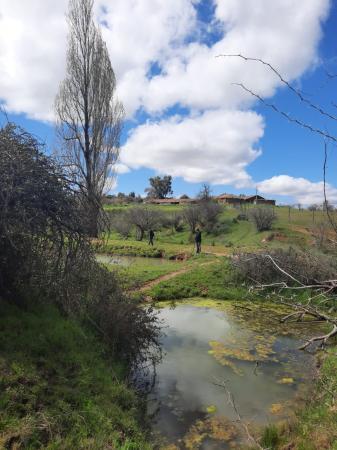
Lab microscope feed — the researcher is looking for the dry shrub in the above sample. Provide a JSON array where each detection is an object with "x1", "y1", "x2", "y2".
[
  {"x1": 0, "y1": 123, "x2": 161, "y2": 367},
  {"x1": 199, "y1": 201, "x2": 223, "y2": 233},
  {"x1": 249, "y1": 207, "x2": 276, "y2": 232},
  {"x1": 312, "y1": 222, "x2": 337, "y2": 252},
  {"x1": 112, "y1": 214, "x2": 132, "y2": 238},
  {"x1": 233, "y1": 247, "x2": 337, "y2": 286},
  {"x1": 127, "y1": 206, "x2": 163, "y2": 240},
  {"x1": 183, "y1": 205, "x2": 202, "y2": 233}
]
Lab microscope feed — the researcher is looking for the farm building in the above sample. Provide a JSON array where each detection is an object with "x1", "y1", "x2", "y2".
[{"x1": 217, "y1": 194, "x2": 275, "y2": 206}]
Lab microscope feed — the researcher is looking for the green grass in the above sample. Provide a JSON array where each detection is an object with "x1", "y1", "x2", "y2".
[
  {"x1": 260, "y1": 425, "x2": 281, "y2": 449},
  {"x1": 0, "y1": 301, "x2": 152, "y2": 450},
  {"x1": 96, "y1": 236, "x2": 195, "y2": 259},
  {"x1": 102, "y1": 257, "x2": 191, "y2": 290},
  {"x1": 100, "y1": 205, "x2": 332, "y2": 260},
  {"x1": 146, "y1": 258, "x2": 246, "y2": 301}
]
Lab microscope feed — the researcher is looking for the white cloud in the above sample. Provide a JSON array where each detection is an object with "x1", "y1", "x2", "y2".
[
  {"x1": 121, "y1": 109, "x2": 264, "y2": 186},
  {"x1": 127, "y1": 0, "x2": 330, "y2": 115},
  {"x1": 0, "y1": 0, "x2": 330, "y2": 119},
  {"x1": 0, "y1": 0, "x2": 197, "y2": 120},
  {"x1": 0, "y1": 0, "x2": 68, "y2": 120},
  {"x1": 114, "y1": 162, "x2": 130, "y2": 175},
  {"x1": 0, "y1": 0, "x2": 332, "y2": 188},
  {"x1": 258, "y1": 175, "x2": 337, "y2": 205}
]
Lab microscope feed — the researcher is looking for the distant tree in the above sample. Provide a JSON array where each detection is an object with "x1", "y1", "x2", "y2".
[
  {"x1": 198, "y1": 183, "x2": 212, "y2": 202},
  {"x1": 308, "y1": 204, "x2": 319, "y2": 223},
  {"x1": 199, "y1": 201, "x2": 223, "y2": 233},
  {"x1": 183, "y1": 205, "x2": 202, "y2": 234},
  {"x1": 165, "y1": 212, "x2": 184, "y2": 232},
  {"x1": 145, "y1": 175, "x2": 173, "y2": 199},
  {"x1": 129, "y1": 191, "x2": 136, "y2": 198},
  {"x1": 249, "y1": 207, "x2": 276, "y2": 232},
  {"x1": 112, "y1": 214, "x2": 132, "y2": 239},
  {"x1": 55, "y1": 0, "x2": 124, "y2": 237},
  {"x1": 127, "y1": 206, "x2": 162, "y2": 241},
  {"x1": 180, "y1": 194, "x2": 190, "y2": 199}
]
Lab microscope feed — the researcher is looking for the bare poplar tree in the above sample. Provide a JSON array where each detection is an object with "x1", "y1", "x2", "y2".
[{"x1": 55, "y1": 0, "x2": 124, "y2": 237}]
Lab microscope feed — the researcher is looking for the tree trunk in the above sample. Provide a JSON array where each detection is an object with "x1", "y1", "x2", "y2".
[
  {"x1": 86, "y1": 196, "x2": 100, "y2": 238},
  {"x1": 136, "y1": 226, "x2": 144, "y2": 241}
]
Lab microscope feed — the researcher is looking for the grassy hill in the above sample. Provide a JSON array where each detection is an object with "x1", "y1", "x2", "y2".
[{"x1": 102, "y1": 204, "x2": 333, "y2": 258}]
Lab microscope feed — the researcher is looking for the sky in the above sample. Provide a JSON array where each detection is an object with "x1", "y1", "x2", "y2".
[{"x1": 1, "y1": 0, "x2": 337, "y2": 205}]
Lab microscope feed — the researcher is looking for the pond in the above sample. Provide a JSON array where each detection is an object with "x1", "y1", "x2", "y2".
[{"x1": 147, "y1": 300, "x2": 320, "y2": 449}]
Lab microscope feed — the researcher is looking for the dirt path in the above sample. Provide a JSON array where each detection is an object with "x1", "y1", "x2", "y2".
[
  {"x1": 132, "y1": 260, "x2": 216, "y2": 293},
  {"x1": 136, "y1": 266, "x2": 192, "y2": 292}
]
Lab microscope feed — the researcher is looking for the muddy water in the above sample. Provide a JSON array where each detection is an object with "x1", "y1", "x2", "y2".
[{"x1": 148, "y1": 300, "x2": 320, "y2": 449}]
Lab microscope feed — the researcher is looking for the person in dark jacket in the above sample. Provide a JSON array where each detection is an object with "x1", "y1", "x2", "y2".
[
  {"x1": 149, "y1": 229, "x2": 155, "y2": 246},
  {"x1": 195, "y1": 228, "x2": 202, "y2": 253}
]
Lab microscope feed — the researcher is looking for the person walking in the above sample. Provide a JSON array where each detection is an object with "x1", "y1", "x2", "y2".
[
  {"x1": 148, "y1": 229, "x2": 155, "y2": 246},
  {"x1": 195, "y1": 228, "x2": 202, "y2": 254}
]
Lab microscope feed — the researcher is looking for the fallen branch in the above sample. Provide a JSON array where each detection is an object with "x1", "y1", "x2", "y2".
[
  {"x1": 213, "y1": 378, "x2": 265, "y2": 449},
  {"x1": 279, "y1": 299, "x2": 337, "y2": 350},
  {"x1": 299, "y1": 325, "x2": 337, "y2": 350},
  {"x1": 234, "y1": 250, "x2": 337, "y2": 350}
]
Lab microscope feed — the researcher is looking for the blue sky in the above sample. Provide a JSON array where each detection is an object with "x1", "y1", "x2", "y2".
[{"x1": 1, "y1": 0, "x2": 337, "y2": 205}]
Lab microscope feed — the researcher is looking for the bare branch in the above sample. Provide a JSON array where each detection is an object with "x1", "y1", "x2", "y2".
[
  {"x1": 216, "y1": 54, "x2": 337, "y2": 123},
  {"x1": 233, "y1": 82, "x2": 337, "y2": 143},
  {"x1": 323, "y1": 141, "x2": 337, "y2": 234},
  {"x1": 213, "y1": 378, "x2": 265, "y2": 449}
]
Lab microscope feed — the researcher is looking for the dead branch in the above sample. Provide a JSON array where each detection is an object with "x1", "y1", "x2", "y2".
[
  {"x1": 216, "y1": 54, "x2": 337, "y2": 143},
  {"x1": 213, "y1": 378, "x2": 265, "y2": 449},
  {"x1": 279, "y1": 299, "x2": 337, "y2": 350},
  {"x1": 323, "y1": 141, "x2": 337, "y2": 235},
  {"x1": 299, "y1": 325, "x2": 337, "y2": 350},
  {"x1": 216, "y1": 54, "x2": 337, "y2": 124},
  {"x1": 234, "y1": 250, "x2": 337, "y2": 350},
  {"x1": 232, "y1": 82, "x2": 337, "y2": 143},
  {"x1": 262, "y1": 254, "x2": 304, "y2": 286}
]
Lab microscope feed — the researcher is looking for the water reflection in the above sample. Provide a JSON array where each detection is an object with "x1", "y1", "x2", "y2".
[{"x1": 147, "y1": 302, "x2": 317, "y2": 449}]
